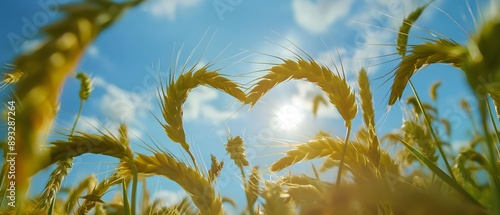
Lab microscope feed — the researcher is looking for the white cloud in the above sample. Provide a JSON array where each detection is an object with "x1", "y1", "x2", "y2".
[
  {"x1": 77, "y1": 76, "x2": 153, "y2": 140},
  {"x1": 290, "y1": 82, "x2": 339, "y2": 118},
  {"x1": 291, "y1": 0, "x2": 354, "y2": 34},
  {"x1": 314, "y1": 0, "x2": 402, "y2": 76},
  {"x1": 143, "y1": 0, "x2": 202, "y2": 21},
  {"x1": 94, "y1": 77, "x2": 150, "y2": 126},
  {"x1": 184, "y1": 86, "x2": 239, "y2": 124},
  {"x1": 75, "y1": 115, "x2": 103, "y2": 133},
  {"x1": 154, "y1": 190, "x2": 187, "y2": 207},
  {"x1": 75, "y1": 115, "x2": 143, "y2": 140},
  {"x1": 86, "y1": 45, "x2": 99, "y2": 57},
  {"x1": 317, "y1": 29, "x2": 392, "y2": 75}
]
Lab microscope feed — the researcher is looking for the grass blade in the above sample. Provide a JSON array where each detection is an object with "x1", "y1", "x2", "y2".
[
  {"x1": 396, "y1": 136, "x2": 482, "y2": 207},
  {"x1": 122, "y1": 179, "x2": 131, "y2": 215}
]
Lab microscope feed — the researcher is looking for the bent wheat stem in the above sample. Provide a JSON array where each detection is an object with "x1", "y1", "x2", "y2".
[{"x1": 336, "y1": 126, "x2": 352, "y2": 188}]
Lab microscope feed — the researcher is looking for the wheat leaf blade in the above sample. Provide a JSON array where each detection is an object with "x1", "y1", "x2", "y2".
[{"x1": 396, "y1": 136, "x2": 481, "y2": 206}]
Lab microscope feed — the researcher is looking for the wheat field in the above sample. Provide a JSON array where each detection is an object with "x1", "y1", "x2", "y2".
[{"x1": 1, "y1": 0, "x2": 499, "y2": 214}]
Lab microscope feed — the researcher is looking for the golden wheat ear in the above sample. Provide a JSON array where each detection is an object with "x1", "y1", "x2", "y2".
[
  {"x1": 76, "y1": 172, "x2": 126, "y2": 215},
  {"x1": 246, "y1": 58, "x2": 357, "y2": 126},
  {"x1": 158, "y1": 66, "x2": 246, "y2": 168},
  {"x1": 63, "y1": 174, "x2": 98, "y2": 214},
  {"x1": 207, "y1": 154, "x2": 224, "y2": 182},
  {"x1": 225, "y1": 135, "x2": 249, "y2": 168},
  {"x1": 34, "y1": 72, "x2": 94, "y2": 211},
  {"x1": 388, "y1": 3, "x2": 464, "y2": 106},
  {"x1": 120, "y1": 153, "x2": 223, "y2": 215},
  {"x1": 261, "y1": 181, "x2": 294, "y2": 215},
  {"x1": 246, "y1": 166, "x2": 260, "y2": 210},
  {"x1": 388, "y1": 39, "x2": 467, "y2": 106},
  {"x1": 397, "y1": 3, "x2": 430, "y2": 57},
  {"x1": 357, "y1": 68, "x2": 384, "y2": 171},
  {"x1": 10, "y1": 0, "x2": 145, "y2": 207}
]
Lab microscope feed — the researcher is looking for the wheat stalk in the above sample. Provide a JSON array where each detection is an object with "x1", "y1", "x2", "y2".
[{"x1": 120, "y1": 153, "x2": 223, "y2": 215}]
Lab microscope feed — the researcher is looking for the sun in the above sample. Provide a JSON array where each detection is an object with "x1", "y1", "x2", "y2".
[{"x1": 274, "y1": 104, "x2": 305, "y2": 130}]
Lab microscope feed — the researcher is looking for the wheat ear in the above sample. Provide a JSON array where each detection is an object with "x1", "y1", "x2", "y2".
[
  {"x1": 34, "y1": 131, "x2": 133, "y2": 175},
  {"x1": 208, "y1": 154, "x2": 224, "y2": 183},
  {"x1": 271, "y1": 132, "x2": 399, "y2": 178},
  {"x1": 35, "y1": 72, "x2": 94, "y2": 211},
  {"x1": 358, "y1": 68, "x2": 381, "y2": 168},
  {"x1": 388, "y1": 39, "x2": 467, "y2": 105},
  {"x1": 10, "y1": 0, "x2": 144, "y2": 206},
  {"x1": 225, "y1": 135, "x2": 249, "y2": 168},
  {"x1": 262, "y1": 181, "x2": 294, "y2": 215},
  {"x1": 270, "y1": 134, "x2": 340, "y2": 172},
  {"x1": 159, "y1": 67, "x2": 246, "y2": 168},
  {"x1": 429, "y1": 81, "x2": 441, "y2": 101},
  {"x1": 396, "y1": 3, "x2": 429, "y2": 57},
  {"x1": 246, "y1": 166, "x2": 260, "y2": 212},
  {"x1": 76, "y1": 172, "x2": 125, "y2": 215},
  {"x1": 246, "y1": 59, "x2": 357, "y2": 127},
  {"x1": 64, "y1": 174, "x2": 98, "y2": 213},
  {"x1": 121, "y1": 153, "x2": 223, "y2": 215}
]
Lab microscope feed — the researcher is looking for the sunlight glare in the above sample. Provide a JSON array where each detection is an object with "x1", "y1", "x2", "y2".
[{"x1": 274, "y1": 104, "x2": 304, "y2": 130}]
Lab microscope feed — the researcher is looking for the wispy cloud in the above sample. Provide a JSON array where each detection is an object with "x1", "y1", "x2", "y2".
[
  {"x1": 315, "y1": 28, "x2": 393, "y2": 77},
  {"x1": 184, "y1": 86, "x2": 238, "y2": 124},
  {"x1": 75, "y1": 115, "x2": 144, "y2": 140},
  {"x1": 313, "y1": 0, "x2": 417, "y2": 76},
  {"x1": 143, "y1": 0, "x2": 202, "y2": 21},
  {"x1": 153, "y1": 190, "x2": 187, "y2": 207},
  {"x1": 94, "y1": 76, "x2": 151, "y2": 126},
  {"x1": 291, "y1": 0, "x2": 354, "y2": 34},
  {"x1": 86, "y1": 45, "x2": 99, "y2": 58},
  {"x1": 290, "y1": 82, "x2": 340, "y2": 118},
  {"x1": 75, "y1": 76, "x2": 153, "y2": 139}
]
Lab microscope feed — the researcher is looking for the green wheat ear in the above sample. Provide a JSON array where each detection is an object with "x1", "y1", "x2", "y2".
[
  {"x1": 76, "y1": 72, "x2": 93, "y2": 101},
  {"x1": 397, "y1": 3, "x2": 430, "y2": 57}
]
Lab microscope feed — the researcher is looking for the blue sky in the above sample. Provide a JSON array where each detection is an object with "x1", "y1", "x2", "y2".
[{"x1": 0, "y1": 0, "x2": 496, "y2": 213}]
